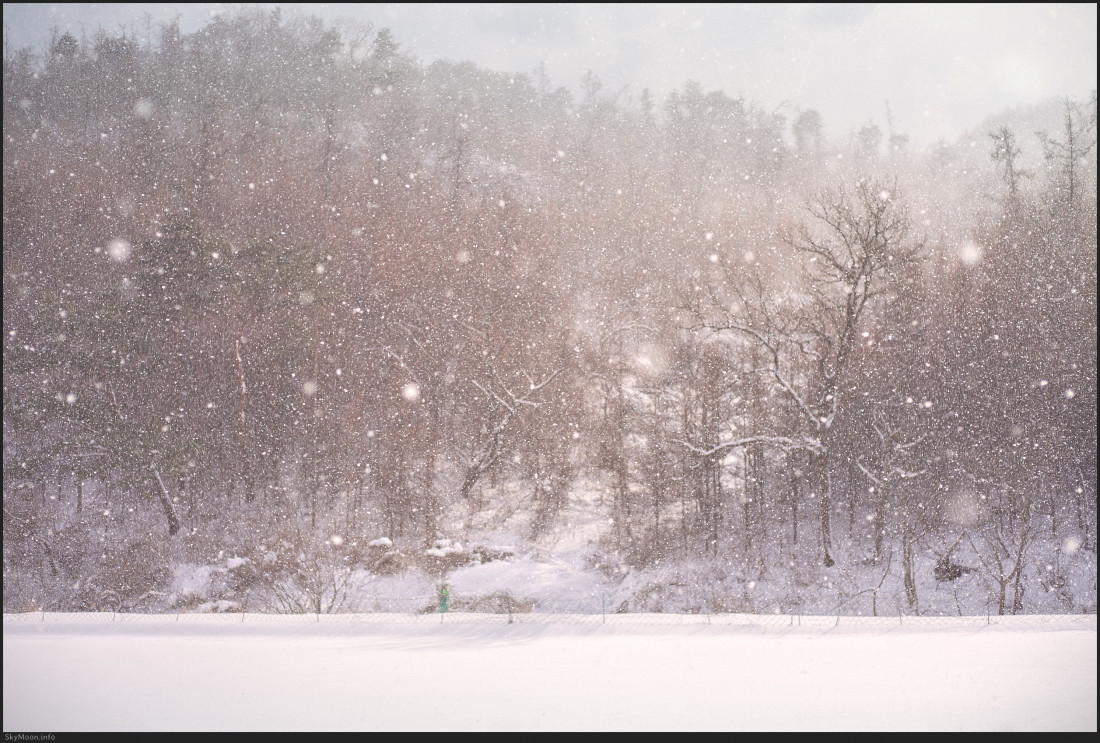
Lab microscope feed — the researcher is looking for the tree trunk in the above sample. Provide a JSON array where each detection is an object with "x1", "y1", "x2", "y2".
[
  {"x1": 813, "y1": 454, "x2": 835, "y2": 567},
  {"x1": 874, "y1": 486, "x2": 888, "y2": 563},
  {"x1": 902, "y1": 531, "x2": 918, "y2": 611},
  {"x1": 790, "y1": 471, "x2": 799, "y2": 545},
  {"x1": 1012, "y1": 571, "x2": 1025, "y2": 614},
  {"x1": 153, "y1": 469, "x2": 181, "y2": 536},
  {"x1": 423, "y1": 447, "x2": 437, "y2": 543}
]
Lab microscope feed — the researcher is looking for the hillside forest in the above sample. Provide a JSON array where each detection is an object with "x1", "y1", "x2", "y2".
[{"x1": 3, "y1": 10, "x2": 1096, "y2": 615}]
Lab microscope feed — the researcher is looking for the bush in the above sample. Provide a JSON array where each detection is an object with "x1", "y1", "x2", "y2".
[
  {"x1": 455, "y1": 590, "x2": 536, "y2": 614},
  {"x1": 78, "y1": 537, "x2": 171, "y2": 611},
  {"x1": 370, "y1": 549, "x2": 415, "y2": 575},
  {"x1": 232, "y1": 534, "x2": 362, "y2": 614}
]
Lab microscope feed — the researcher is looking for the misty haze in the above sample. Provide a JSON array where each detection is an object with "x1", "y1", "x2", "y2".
[{"x1": 2, "y1": 3, "x2": 1096, "y2": 732}]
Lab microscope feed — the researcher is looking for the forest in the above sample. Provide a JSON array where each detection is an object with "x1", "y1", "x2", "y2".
[{"x1": 3, "y1": 9, "x2": 1096, "y2": 616}]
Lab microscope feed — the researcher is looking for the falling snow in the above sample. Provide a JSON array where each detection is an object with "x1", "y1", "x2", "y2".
[{"x1": 1, "y1": 4, "x2": 1096, "y2": 732}]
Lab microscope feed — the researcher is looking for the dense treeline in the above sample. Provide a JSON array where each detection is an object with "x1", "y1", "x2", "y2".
[{"x1": 3, "y1": 10, "x2": 1096, "y2": 613}]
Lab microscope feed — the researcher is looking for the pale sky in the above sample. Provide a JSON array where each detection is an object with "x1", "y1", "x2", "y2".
[{"x1": 3, "y1": 3, "x2": 1096, "y2": 147}]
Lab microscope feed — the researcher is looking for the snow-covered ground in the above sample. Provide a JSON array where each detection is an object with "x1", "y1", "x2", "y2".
[
  {"x1": 144, "y1": 476, "x2": 1094, "y2": 620},
  {"x1": 4, "y1": 612, "x2": 1095, "y2": 731}
]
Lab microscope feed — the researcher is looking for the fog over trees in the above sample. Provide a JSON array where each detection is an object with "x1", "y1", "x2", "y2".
[{"x1": 3, "y1": 10, "x2": 1096, "y2": 615}]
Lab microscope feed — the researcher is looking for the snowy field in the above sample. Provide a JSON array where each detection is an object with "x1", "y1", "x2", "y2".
[{"x1": 4, "y1": 612, "x2": 1095, "y2": 731}]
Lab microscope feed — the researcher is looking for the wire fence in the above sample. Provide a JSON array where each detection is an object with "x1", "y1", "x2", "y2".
[{"x1": 4, "y1": 604, "x2": 1096, "y2": 630}]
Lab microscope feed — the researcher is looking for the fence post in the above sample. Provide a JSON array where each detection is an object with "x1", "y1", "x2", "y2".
[{"x1": 507, "y1": 595, "x2": 513, "y2": 625}]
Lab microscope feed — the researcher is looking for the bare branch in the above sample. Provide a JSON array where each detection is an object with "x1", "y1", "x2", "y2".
[{"x1": 674, "y1": 434, "x2": 823, "y2": 458}]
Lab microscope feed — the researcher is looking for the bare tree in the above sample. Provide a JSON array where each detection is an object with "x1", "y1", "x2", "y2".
[
  {"x1": 690, "y1": 179, "x2": 924, "y2": 566},
  {"x1": 457, "y1": 359, "x2": 564, "y2": 503},
  {"x1": 967, "y1": 485, "x2": 1035, "y2": 615},
  {"x1": 853, "y1": 400, "x2": 934, "y2": 610},
  {"x1": 856, "y1": 407, "x2": 930, "y2": 564}
]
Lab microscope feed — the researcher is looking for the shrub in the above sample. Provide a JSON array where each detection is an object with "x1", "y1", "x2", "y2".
[{"x1": 456, "y1": 590, "x2": 536, "y2": 614}]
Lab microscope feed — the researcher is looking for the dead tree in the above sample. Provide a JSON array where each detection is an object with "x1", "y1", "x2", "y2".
[
  {"x1": 967, "y1": 485, "x2": 1035, "y2": 615},
  {"x1": 458, "y1": 363, "x2": 564, "y2": 502},
  {"x1": 689, "y1": 179, "x2": 924, "y2": 567}
]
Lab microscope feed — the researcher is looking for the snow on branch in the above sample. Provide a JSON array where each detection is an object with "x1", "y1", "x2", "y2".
[{"x1": 674, "y1": 434, "x2": 823, "y2": 458}]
